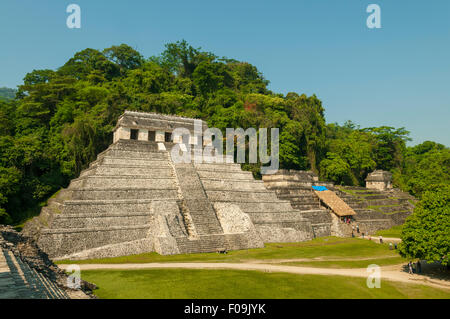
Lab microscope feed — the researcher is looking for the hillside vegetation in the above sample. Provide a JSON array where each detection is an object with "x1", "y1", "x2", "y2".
[{"x1": 0, "y1": 41, "x2": 448, "y2": 225}]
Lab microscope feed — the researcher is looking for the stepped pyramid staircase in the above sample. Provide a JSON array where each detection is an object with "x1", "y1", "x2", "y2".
[
  {"x1": 193, "y1": 160, "x2": 313, "y2": 243},
  {"x1": 262, "y1": 170, "x2": 333, "y2": 238},
  {"x1": 0, "y1": 249, "x2": 69, "y2": 299}
]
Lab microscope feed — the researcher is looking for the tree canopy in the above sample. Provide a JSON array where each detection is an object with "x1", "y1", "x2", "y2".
[{"x1": 0, "y1": 41, "x2": 448, "y2": 226}]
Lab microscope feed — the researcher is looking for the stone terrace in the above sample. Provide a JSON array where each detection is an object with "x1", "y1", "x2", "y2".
[
  {"x1": 263, "y1": 170, "x2": 415, "y2": 236},
  {"x1": 22, "y1": 111, "x2": 415, "y2": 260},
  {"x1": 0, "y1": 225, "x2": 91, "y2": 299},
  {"x1": 0, "y1": 249, "x2": 69, "y2": 299},
  {"x1": 332, "y1": 186, "x2": 414, "y2": 234}
]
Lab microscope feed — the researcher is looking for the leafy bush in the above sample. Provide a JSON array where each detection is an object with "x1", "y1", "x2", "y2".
[{"x1": 398, "y1": 185, "x2": 450, "y2": 265}]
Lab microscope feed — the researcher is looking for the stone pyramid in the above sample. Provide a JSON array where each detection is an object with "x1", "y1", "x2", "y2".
[{"x1": 23, "y1": 111, "x2": 314, "y2": 260}]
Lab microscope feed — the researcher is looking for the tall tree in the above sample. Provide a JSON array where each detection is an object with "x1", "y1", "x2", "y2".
[
  {"x1": 103, "y1": 44, "x2": 144, "y2": 73},
  {"x1": 399, "y1": 185, "x2": 450, "y2": 266}
]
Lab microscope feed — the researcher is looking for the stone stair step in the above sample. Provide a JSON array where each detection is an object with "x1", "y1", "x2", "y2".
[
  {"x1": 275, "y1": 193, "x2": 317, "y2": 199},
  {"x1": 112, "y1": 139, "x2": 160, "y2": 152},
  {"x1": 59, "y1": 211, "x2": 153, "y2": 218},
  {"x1": 41, "y1": 224, "x2": 151, "y2": 234},
  {"x1": 94, "y1": 157, "x2": 171, "y2": 167},
  {"x1": 81, "y1": 166, "x2": 173, "y2": 178},
  {"x1": 62, "y1": 199, "x2": 173, "y2": 214},
  {"x1": 265, "y1": 181, "x2": 316, "y2": 189},
  {"x1": 102, "y1": 149, "x2": 169, "y2": 159},
  {"x1": 172, "y1": 162, "x2": 224, "y2": 238},
  {"x1": 196, "y1": 170, "x2": 254, "y2": 180},
  {"x1": 4, "y1": 250, "x2": 60, "y2": 299},
  {"x1": 245, "y1": 211, "x2": 310, "y2": 223},
  {"x1": 205, "y1": 190, "x2": 279, "y2": 202},
  {"x1": 291, "y1": 204, "x2": 324, "y2": 211},
  {"x1": 214, "y1": 200, "x2": 293, "y2": 213},
  {"x1": 51, "y1": 214, "x2": 152, "y2": 229},
  {"x1": 70, "y1": 188, "x2": 178, "y2": 200},
  {"x1": 194, "y1": 163, "x2": 244, "y2": 172},
  {"x1": 281, "y1": 197, "x2": 319, "y2": 205},
  {"x1": 70, "y1": 176, "x2": 176, "y2": 189},
  {"x1": 362, "y1": 195, "x2": 392, "y2": 200},
  {"x1": 364, "y1": 198, "x2": 402, "y2": 205},
  {"x1": 201, "y1": 178, "x2": 267, "y2": 191},
  {"x1": 38, "y1": 225, "x2": 150, "y2": 258}
]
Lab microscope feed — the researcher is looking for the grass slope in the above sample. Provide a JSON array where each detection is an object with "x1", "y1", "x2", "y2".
[
  {"x1": 375, "y1": 225, "x2": 403, "y2": 238},
  {"x1": 81, "y1": 269, "x2": 450, "y2": 299}
]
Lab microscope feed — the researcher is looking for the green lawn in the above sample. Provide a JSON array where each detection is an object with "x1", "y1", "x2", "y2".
[
  {"x1": 283, "y1": 256, "x2": 407, "y2": 269},
  {"x1": 81, "y1": 268, "x2": 450, "y2": 299},
  {"x1": 57, "y1": 237, "x2": 400, "y2": 265},
  {"x1": 375, "y1": 225, "x2": 403, "y2": 238}
]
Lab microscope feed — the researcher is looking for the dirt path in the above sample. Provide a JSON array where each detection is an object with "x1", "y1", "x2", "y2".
[
  {"x1": 59, "y1": 262, "x2": 450, "y2": 290},
  {"x1": 247, "y1": 255, "x2": 400, "y2": 264}
]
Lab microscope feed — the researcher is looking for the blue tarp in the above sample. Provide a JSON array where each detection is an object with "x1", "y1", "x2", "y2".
[{"x1": 312, "y1": 186, "x2": 328, "y2": 191}]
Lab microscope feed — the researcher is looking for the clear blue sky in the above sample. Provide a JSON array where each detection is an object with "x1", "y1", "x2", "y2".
[{"x1": 1, "y1": 0, "x2": 449, "y2": 146}]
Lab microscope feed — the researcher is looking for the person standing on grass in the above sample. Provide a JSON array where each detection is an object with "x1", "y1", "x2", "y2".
[
  {"x1": 408, "y1": 261, "x2": 413, "y2": 274},
  {"x1": 379, "y1": 236, "x2": 383, "y2": 244},
  {"x1": 356, "y1": 225, "x2": 360, "y2": 233}
]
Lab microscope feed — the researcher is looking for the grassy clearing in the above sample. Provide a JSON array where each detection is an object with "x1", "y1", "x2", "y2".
[
  {"x1": 283, "y1": 256, "x2": 407, "y2": 269},
  {"x1": 57, "y1": 237, "x2": 400, "y2": 265},
  {"x1": 375, "y1": 225, "x2": 403, "y2": 238},
  {"x1": 81, "y1": 268, "x2": 450, "y2": 299}
]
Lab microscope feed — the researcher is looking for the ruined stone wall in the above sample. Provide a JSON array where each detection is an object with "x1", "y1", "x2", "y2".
[
  {"x1": 0, "y1": 225, "x2": 93, "y2": 299},
  {"x1": 334, "y1": 186, "x2": 414, "y2": 235},
  {"x1": 263, "y1": 170, "x2": 414, "y2": 237}
]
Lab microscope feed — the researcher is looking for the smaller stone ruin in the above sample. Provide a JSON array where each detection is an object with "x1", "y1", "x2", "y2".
[
  {"x1": 366, "y1": 170, "x2": 393, "y2": 191},
  {"x1": 263, "y1": 169, "x2": 414, "y2": 237}
]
